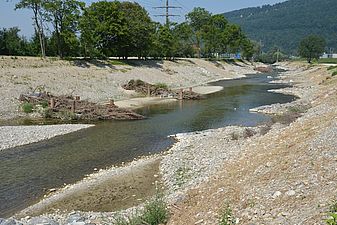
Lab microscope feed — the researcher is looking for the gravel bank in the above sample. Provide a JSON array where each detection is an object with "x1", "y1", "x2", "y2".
[{"x1": 0, "y1": 124, "x2": 94, "y2": 151}]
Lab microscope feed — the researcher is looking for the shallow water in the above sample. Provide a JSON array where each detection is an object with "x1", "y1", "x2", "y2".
[{"x1": 0, "y1": 72, "x2": 295, "y2": 217}]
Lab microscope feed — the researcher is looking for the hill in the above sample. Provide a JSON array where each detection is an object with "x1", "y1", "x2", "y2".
[{"x1": 224, "y1": 0, "x2": 337, "y2": 55}]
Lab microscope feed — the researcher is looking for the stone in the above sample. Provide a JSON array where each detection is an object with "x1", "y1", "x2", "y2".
[
  {"x1": 1, "y1": 219, "x2": 17, "y2": 225},
  {"x1": 286, "y1": 190, "x2": 296, "y2": 196},
  {"x1": 28, "y1": 217, "x2": 59, "y2": 225},
  {"x1": 272, "y1": 191, "x2": 282, "y2": 198},
  {"x1": 66, "y1": 213, "x2": 84, "y2": 223}
]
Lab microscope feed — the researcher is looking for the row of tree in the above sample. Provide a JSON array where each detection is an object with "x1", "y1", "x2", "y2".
[{"x1": 0, "y1": 0, "x2": 257, "y2": 60}]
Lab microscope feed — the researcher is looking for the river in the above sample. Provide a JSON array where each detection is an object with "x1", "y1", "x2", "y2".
[{"x1": 0, "y1": 71, "x2": 295, "y2": 217}]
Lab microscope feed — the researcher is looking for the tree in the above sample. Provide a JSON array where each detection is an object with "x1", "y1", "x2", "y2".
[
  {"x1": 172, "y1": 22, "x2": 194, "y2": 57},
  {"x1": 16, "y1": 0, "x2": 46, "y2": 57},
  {"x1": 44, "y1": 0, "x2": 85, "y2": 58},
  {"x1": 298, "y1": 35, "x2": 326, "y2": 63},
  {"x1": 186, "y1": 7, "x2": 211, "y2": 58},
  {"x1": 115, "y1": 2, "x2": 154, "y2": 59}
]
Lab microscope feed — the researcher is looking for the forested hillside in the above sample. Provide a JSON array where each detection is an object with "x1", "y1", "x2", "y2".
[{"x1": 225, "y1": 0, "x2": 337, "y2": 54}]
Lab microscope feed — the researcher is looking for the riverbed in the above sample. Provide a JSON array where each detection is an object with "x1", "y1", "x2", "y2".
[{"x1": 0, "y1": 72, "x2": 296, "y2": 218}]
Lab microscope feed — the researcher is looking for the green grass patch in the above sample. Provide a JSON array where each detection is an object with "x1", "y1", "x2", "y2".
[
  {"x1": 21, "y1": 102, "x2": 34, "y2": 113},
  {"x1": 332, "y1": 71, "x2": 337, "y2": 77},
  {"x1": 327, "y1": 66, "x2": 337, "y2": 70},
  {"x1": 318, "y1": 58, "x2": 337, "y2": 64}
]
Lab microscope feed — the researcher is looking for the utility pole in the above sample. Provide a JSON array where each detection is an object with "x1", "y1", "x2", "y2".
[{"x1": 154, "y1": 0, "x2": 181, "y2": 26}]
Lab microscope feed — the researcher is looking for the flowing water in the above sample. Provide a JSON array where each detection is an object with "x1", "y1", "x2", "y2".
[{"x1": 0, "y1": 72, "x2": 296, "y2": 217}]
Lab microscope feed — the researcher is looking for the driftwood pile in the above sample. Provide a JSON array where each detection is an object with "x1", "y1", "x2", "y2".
[
  {"x1": 122, "y1": 80, "x2": 203, "y2": 100},
  {"x1": 254, "y1": 66, "x2": 273, "y2": 73},
  {"x1": 19, "y1": 93, "x2": 144, "y2": 121}
]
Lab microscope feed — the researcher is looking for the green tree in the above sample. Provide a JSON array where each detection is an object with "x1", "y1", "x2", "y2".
[
  {"x1": 79, "y1": 1, "x2": 125, "y2": 58},
  {"x1": 186, "y1": 7, "x2": 212, "y2": 57},
  {"x1": 16, "y1": 0, "x2": 46, "y2": 57},
  {"x1": 157, "y1": 25, "x2": 175, "y2": 59},
  {"x1": 298, "y1": 35, "x2": 326, "y2": 63},
  {"x1": 44, "y1": 0, "x2": 84, "y2": 58},
  {"x1": 172, "y1": 22, "x2": 194, "y2": 57}
]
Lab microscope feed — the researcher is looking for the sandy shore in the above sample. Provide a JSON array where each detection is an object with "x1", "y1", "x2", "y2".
[
  {"x1": 0, "y1": 57, "x2": 256, "y2": 120},
  {"x1": 0, "y1": 124, "x2": 94, "y2": 151}
]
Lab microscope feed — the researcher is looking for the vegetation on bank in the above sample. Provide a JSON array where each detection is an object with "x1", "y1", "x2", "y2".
[{"x1": 1, "y1": 1, "x2": 256, "y2": 60}]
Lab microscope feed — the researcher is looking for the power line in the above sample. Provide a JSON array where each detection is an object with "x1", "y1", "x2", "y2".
[{"x1": 153, "y1": 0, "x2": 181, "y2": 25}]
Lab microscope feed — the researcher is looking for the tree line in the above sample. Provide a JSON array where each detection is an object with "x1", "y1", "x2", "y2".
[{"x1": 0, "y1": 0, "x2": 258, "y2": 60}]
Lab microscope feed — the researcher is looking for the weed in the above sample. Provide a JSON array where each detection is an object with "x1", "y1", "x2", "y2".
[
  {"x1": 325, "y1": 200, "x2": 337, "y2": 225},
  {"x1": 21, "y1": 102, "x2": 34, "y2": 113},
  {"x1": 219, "y1": 203, "x2": 236, "y2": 225},
  {"x1": 243, "y1": 128, "x2": 256, "y2": 138},
  {"x1": 230, "y1": 132, "x2": 240, "y2": 140},
  {"x1": 142, "y1": 192, "x2": 169, "y2": 225},
  {"x1": 175, "y1": 166, "x2": 190, "y2": 188},
  {"x1": 40, "y1": 100, "x2": 49, "y2": 108}
]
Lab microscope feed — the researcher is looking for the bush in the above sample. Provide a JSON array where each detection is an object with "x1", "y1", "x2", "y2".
[
  {"x1": 21, "y1": 102, "x2": 33, "y2": 113},
  {"x1": 154, "y1": 83, "x2": 168, "y2": 89},
  {"x1": 332, "y1": 71, "x2": 337, "y2": 77}
]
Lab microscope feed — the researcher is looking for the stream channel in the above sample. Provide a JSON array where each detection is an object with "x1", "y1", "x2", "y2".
[{"x1": 0, "y1": 71, "x2": 296, "y2": 217}]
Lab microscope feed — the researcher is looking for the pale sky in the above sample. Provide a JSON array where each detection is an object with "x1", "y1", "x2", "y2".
[{"x1": 0, "y1": 0, "x2": 287, "y2": 38}]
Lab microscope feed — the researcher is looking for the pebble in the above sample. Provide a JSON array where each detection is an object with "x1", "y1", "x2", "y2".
[{"x1": 272, "y1": 191, "x2": 282, "y2": 198}]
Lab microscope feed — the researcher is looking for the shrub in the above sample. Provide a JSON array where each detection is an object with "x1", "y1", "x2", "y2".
[
  {"x1": 154, "y1": 83, "x2": 168, "y2": 89},
  {"x1": 219, "y1": 203, "x2": 236, "y2": 225},
  {"x1": 22, "y1": 102, "x2": 33, "y2": 113},
  {"x1": 332, "y1": 71, "x2": 337, "y2": 77}
]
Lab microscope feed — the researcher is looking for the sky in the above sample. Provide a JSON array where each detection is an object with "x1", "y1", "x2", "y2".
[{"x1": 0, "y1": 0, "x2": 287, "y2": 38}]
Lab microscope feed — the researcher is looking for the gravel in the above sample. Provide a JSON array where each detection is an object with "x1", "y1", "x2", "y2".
[{"x1": 0, "y1": 124, "x2": 94, "y2": 151}]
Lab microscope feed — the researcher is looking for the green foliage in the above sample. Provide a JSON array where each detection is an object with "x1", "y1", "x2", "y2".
[
  {"x1": 219, "y1": 204, "x2": 236, "y2": 225},
  {"x1": 225, "y1": 0, "x2": 337, "y2": 55},
  {"x1": 21, "y1": 103, "x2": 34, "y2": 113},
  {"x1": 142, "y1": 192, "x2": 169, "y2": 225},
  {"x1": 332, "y1": 71, "x2": 337, "y2": 77},
  {"x1": 299, "y1": 35, "x2": 326, "y2": 63},
  {"x1": 319, "y1": 58, "x2": 337, "y2": 64},
  {"x1": 326, "y1": 200, "x2": 337, "y2": 225},
  {"x1": 327, "y1": 66, "x2": 337, "y2": 71},
  {"x1": 154, "y1": 83, "x2": 168, "y2": 89}
]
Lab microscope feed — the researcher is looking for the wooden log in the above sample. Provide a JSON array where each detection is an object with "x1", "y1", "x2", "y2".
[
  {"x1": 50, "y1": 98, "x2": 55, "y2": 109},
  {"x1": 179, "y1": 89, "x2": 183, "y2": 100},
  {"x1": 147, "y1": 84, "x2": 151, "y2": 97},
  {"x1": 71, "y1": 100, "x2": 75, "y2": 113}
]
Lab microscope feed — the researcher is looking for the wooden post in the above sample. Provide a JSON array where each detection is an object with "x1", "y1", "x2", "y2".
[
  {"x1": 50, "y1": 98, "x2": 55, "y2": 109},
  {"x1": 179, "y1": 89, "x2": 183, "y2": 100},
  {"x1": 189, "y1": 87, "x2": 193, "y2": 93},
  {"x1": 71, "y1": 100, "x2": 75, "y2": 113},
  {"x1": 147, "y1": 85, "x2": 151, "y2": 97}
]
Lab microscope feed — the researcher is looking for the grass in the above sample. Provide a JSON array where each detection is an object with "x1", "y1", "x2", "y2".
[
  {"x1": 318, "y1": 58, "x2": 337, "y2": 64},
  {"x1": 108, "y1": 59, "x2": 129, "y2": 66},
  {"x1": 327, "y1": 66, "x2": 337, "y2": 70},
  {"x1": 175, "y1": 166, "x2": 190, "y2": 188},
  {"x1": 21, "y1": 102, "x2": 34, "y2": 113},
  {"x1": 326, "y1": 200, "x2": 337, "y2": 225},
  {"x1": 114, "y1": 190, "x2": 169, "y2": 225},
  {"x1": 219, "y1": 203, "x2": 236, "y2": 225},
  {"x1": 332, "y1": 71, "x2": 337, "y2": 77}
]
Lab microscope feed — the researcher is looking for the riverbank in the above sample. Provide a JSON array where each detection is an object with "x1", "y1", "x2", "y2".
[
  {"x1": 2, "y1": 61, "x2": 335, "y2": 224},
  {"x1": 0, "y1": 124, "x2": 94, "y2": 151},
  {"x1": 0, "y1": 57, "x2": 256, "y2": 120}
]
